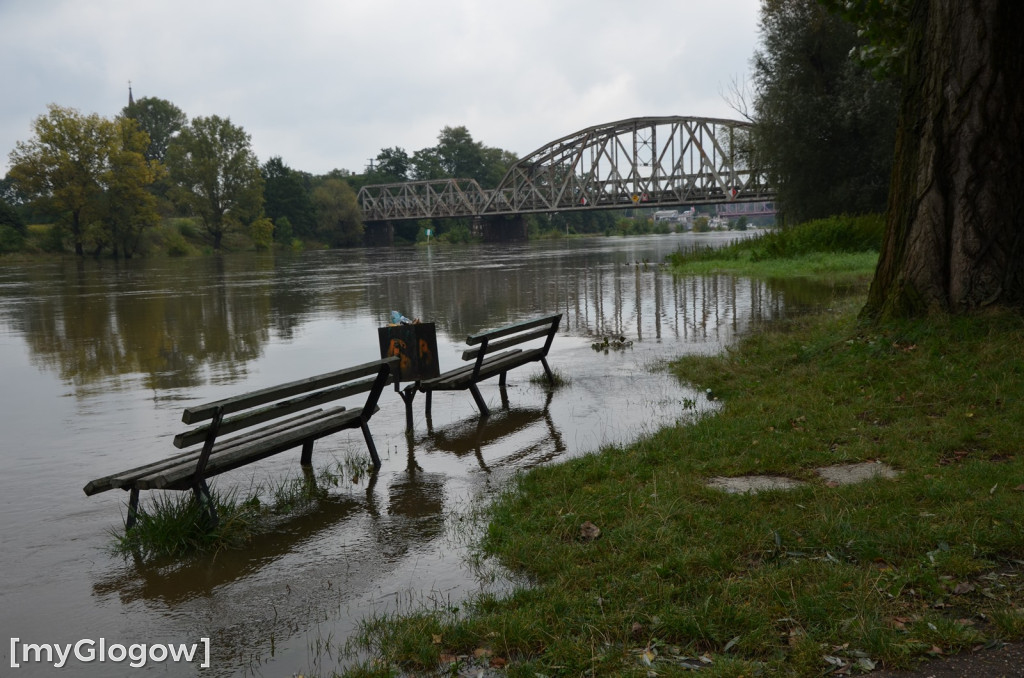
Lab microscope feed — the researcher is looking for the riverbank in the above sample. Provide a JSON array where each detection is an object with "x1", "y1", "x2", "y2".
[{"x1": 343, "y1": 281, "x2": 1024, "y2": 675}]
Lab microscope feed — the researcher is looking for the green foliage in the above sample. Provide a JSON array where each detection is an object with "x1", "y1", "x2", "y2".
[
  {"x1": 753, "y1": 0, "x2": 899, "y2": 222},
  {"x1": 273, "y1": 216, "x2": 293, "y2": 243},
  {"x1": 262, "y1": 156, "x2": 316, "y2": 237},
  {"x1": 817, "y1": 0, "x2": 912, "y2": 78},
  {"x1": 0, "y1": 225, "x2": 24, "y2": 253},
  {"x1": 438, "y1": 222, "x2": 473, "y2": 244},
  {"x1": 8, "y1": 104, "x2": 160, "y2": 257},
  {"x1": 0, "y1": 197, "x2": 26, "y2": 235},
  {"x1": 249, "y1": 217, "x2": 274, "y2": 251},
  {"x1": 165, "y1": 115, "x2": 264, "y2": 250},
  {"x1": 409, "y1": 126, "x2": 515, "y2": 188},
  {"x1": 311, "y1": 178, "x2": 363, "y2": 247},
  {"x1": 668, "y1": 214, "x2": 884, "y2": 273},
  {"x1": 121, "y1": 95, "x2": 186, "y2": 163}
]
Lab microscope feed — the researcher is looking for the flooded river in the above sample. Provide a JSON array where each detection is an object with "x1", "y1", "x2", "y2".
[{"x1": 0, "y1": 233, "x2": 843, "y2": 676}]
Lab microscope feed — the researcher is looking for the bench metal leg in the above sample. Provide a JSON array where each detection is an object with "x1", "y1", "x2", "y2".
[
  {"x1": 425, "y1": 391, "x2": 433, "y2": 418},
  {"x1": 398, "y1": 385, "x2": 417, "y2": 432},
  {"x1": 125, "y1": 487, "x2": 141, "y2": 530},
  {"x1": 469, "y1": 383, "x2": 490, "y2": 416},
  {"x1": 361, "y1": 421, "x2": 382, "y2": 469},
  {"x1": 300, "y1": 439, "x2": 314, "y2": 466},
  {"x1": 192, "y1": 480, "x2": 219, "y2": 528},
  {"x1": 541, "y1": 357, "x2": 555, "y2": 384}
]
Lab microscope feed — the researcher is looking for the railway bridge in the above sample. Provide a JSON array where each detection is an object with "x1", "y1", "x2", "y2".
[{"x1": 357, "y1": 116, "x2": 775, "y2": 242}]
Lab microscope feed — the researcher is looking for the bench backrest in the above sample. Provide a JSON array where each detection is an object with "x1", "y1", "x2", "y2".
[
  {"x1": 173, "y1": 357, "x2": 397, "y2": 449},
  {"x1": 461, "y1": 313, "x2": 562, "y2": 375}
]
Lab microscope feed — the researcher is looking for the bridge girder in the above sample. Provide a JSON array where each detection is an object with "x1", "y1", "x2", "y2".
[{"x1": 358, "y1": 116, "x2": 773, "y2": 222}]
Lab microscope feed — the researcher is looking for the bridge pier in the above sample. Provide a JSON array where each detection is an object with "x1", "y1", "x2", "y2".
[
  {"x1": 363, "y1": 221, "x2": 394, "y2": 246},
  {"x1": 480, "y1": 215, "x2": 528, "y2": 242}
]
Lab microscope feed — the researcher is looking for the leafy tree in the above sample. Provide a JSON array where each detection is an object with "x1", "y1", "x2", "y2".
[
  {"x1": 94, "y1": 118, "x2": 163, "y2": 257},
  {"x1": 823, "y1": 0, "x2": 1024, "y2": 317},
  {"x1": 165, "y1": 115, "x2": 264, "y2": 250},
  {"x1": 311, "y1": 178, "x2": 363, "y2": 247},
  {"x1": 0, "y1": 196, "x2": 25, "y2": 235},
  {"x1": 262, "y1": 156, "x2": 315, "y2": 237},
  {"x1": 752, "y1": 0, "x2": 899, "y2": 223},
  {"x1": 410, "y1": 146, "x2": 445, "y2": 181},
  {"x1": 121, "y1": 96, "x2": 186, "y2": 163},
  {"x1": 372, "y1": 147, "x2": 411, "y2": 183},
  {"x1": 409, "y1": 126, "x2": 516, "y2": 187},
  {"x1": 8, "y1": 104, "x2": 159, "y2": 256}
]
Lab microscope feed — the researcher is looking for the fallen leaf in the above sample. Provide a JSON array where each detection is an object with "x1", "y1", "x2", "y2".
[
  {"x1": 474, "y1": 647, "x2": 492, "y2": 658},
  {"x1": 439, "y1": 653, "x2": 457, "y2": 663},
  {"x1": 432, "y1": 634, "x2": 442, "y2": 645},
  {"x1": 953, "y1": 581, "x2": 976, "y2": 595},
  {"x1": 489, "y1": 656, "x2": 507, "y2": 668}
]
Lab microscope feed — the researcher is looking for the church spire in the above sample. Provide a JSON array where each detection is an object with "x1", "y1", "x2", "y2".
[{"x1": 128, "y1": 81, "x2": 135, "y2": 110}]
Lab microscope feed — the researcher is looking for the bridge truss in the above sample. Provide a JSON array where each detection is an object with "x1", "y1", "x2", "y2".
[{"x1": 357, "y1": 116, "x2": 773, "y2": 222}]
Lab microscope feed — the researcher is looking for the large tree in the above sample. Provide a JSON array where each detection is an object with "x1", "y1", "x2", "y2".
[
  {"x1": 752, "y1": 0, "x2": 899, "y2": 223},
  {"x1": 857, "y1": 0, "x2": 1024, "y2": 317},
  {"x1": 165, "y1": 115, "x2": 264, "y2": 250},
  {"x1": 262, "y1": 156, "x2": 315, "y2": 237},
  {"x1": 8, "y1": 104, "x2": 158, "y2": 256},
  {"x1": 121, "y1": 96, "x2": 186, "y2": 163},
  {"x1": 311, "y1": 177, "x2": 363, "y2": 247}
]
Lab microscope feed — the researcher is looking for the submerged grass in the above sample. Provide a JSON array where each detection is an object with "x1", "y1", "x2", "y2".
[
  {"x1": 112, "y1": 458, "x2": 356, "y2": 561},
  {"x1": 342, "y1": 298, "x2": 1024, "y2": 677}
]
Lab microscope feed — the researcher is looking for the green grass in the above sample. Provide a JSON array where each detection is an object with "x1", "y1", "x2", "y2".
[
  {"x1": 111, "y1": 459, "x2": 355, "y2": 561},
  {"x1": 669, "y1": 214, "x2": 884, "y2": 280},
  {"x1": 341, "y1": 299, "x2": 1024, "y2": 677}
]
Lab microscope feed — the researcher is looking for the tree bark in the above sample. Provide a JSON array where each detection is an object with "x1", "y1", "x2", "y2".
[{"x1": 863, "y1": 0, "x2": 1024, "y2": 319}]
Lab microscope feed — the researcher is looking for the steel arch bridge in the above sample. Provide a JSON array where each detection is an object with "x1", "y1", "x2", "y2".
[{"x1": 357, "y1": 116, "x2": 773, "y2": 223}]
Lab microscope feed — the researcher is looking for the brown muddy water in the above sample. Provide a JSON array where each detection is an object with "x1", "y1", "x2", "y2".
[{"x1": 0, "y1": 233, "x2": 850, "y2": 677}]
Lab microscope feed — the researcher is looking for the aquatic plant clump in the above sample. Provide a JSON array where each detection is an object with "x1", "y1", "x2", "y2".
[{"x1": 111, "y1": 462, "x2": 350, "y2": 560}]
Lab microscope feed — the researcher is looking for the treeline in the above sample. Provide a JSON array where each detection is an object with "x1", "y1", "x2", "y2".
[{"x1": 0, "y1": 97, "x2": 617, "y2": 257}]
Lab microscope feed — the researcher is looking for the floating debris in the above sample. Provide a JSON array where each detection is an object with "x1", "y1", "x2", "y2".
[{"x1": 591, "y1": 335, "x2": 634, "y2": 352}]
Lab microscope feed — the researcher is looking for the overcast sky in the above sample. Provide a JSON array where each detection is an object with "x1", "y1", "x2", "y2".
[{"x1": 1, "y1": 0, "x2": 762, "y2": 178}]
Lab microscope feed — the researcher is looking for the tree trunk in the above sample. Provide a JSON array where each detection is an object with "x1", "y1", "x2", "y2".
[{"x1": 863, "y1": 0, "x2": 1024, "y2": 319}]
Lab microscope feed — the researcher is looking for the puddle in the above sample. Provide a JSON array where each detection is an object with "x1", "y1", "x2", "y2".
[
  {"x1": 817, "y1": 461, "x2": 900, "y2": 485},
  {"x1": 707, "y1": 475, "x2": 806, "y2": 494},
  {"x1": 707, "y1": 462, "x2": 900, "y2": 494}
]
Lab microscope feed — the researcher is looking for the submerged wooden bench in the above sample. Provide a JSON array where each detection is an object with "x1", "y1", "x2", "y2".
[
  {"x1": 84, "y1": 357, "x2": 397, "y2": 528},
  {"x1": 397, "y1": 313, "x2": 562, "y2": 428}
]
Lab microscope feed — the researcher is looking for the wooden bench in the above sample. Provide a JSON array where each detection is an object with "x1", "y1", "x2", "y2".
[
  {"x1": 84, "y1": 357, "x2": 397, "y2": 529},
  {"x1": 398, "y1": 313, "x2": 562, "y2": 428}
]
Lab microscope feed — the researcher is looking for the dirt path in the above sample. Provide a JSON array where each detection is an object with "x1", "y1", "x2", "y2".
[{"x1": 870, "y1": 642, "x2": 1024, "y2": 677}]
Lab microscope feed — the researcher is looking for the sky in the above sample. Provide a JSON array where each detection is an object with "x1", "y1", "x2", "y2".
[{"x1": 0, "y1": 0, "x2": 762, "y2": 178}]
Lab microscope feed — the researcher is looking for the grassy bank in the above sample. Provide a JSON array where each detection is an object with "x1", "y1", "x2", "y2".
[
  {"x1": 668, "y1": 214, "x2": 884, "y2": 280},
  {"x1": 342, "y1": 244, "x2": 1024, "y2": 675}
]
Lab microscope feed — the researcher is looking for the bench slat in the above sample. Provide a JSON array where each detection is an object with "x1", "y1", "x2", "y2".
[
  {"x1": 424, "y1": 349, "x2": 543, "y2": 390},
  {"x1": 182, "y1": 357, "x2": 396, "y2": 424},
  {"x1": 92, "y1": 409, "x2": 338, "y2": 494},
  {"x1": 462, "y1": 326, "x2": 552, "y2": 361},
  {"x1": 465, "y1": 314, "x2": 561, "y2": 346},
  {"x1": 137, "y1": 407, "x2": 368, "y2": 490},
  {"x1": 419, "y1": 350, "x2": 523, "y2": 388},
  {"x1": 173, "y1": 374, "x2": 381, "y2": 448}
]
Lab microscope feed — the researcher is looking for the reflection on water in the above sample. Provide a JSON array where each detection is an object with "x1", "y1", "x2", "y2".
[{"x1": 0, "y1": 234, "x2": 859, "y2": 677}]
